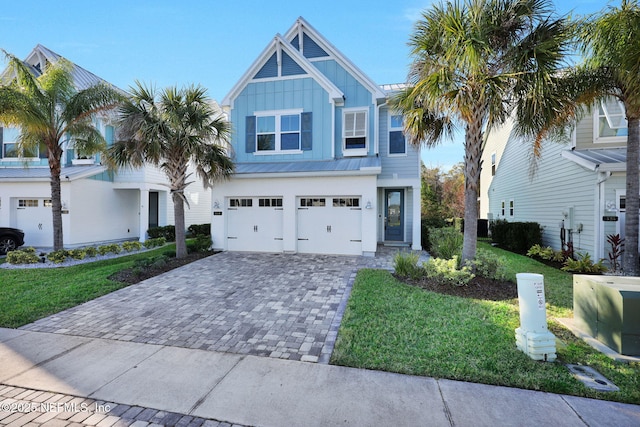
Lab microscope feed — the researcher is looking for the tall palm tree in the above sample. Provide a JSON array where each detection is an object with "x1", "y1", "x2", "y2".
[
  {"x1": 109, "y1": 82, "x2": 234, "y2": 259},
  {"x1": 0, "y1": 51, "x2": 123, "y2": 250},
  {"x1": 391, "y1": 0, "x2": 573, "y2": 263},
  {"x1": 575, "y1": 0, "x2": 640, "y2": 275}
]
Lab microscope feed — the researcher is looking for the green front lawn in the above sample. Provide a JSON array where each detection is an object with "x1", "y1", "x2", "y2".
[
  {"x1": 331, "y1": 242, "x2": 640, "y2": 404},
  {"x1": 0, "y1": 246, "x2": 175, "y2": 328}
]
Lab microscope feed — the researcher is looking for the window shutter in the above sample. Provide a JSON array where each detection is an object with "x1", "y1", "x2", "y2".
[
  {"x1": 301, "y1": 112, "x2": 312, "y2": 151},
  {"x1": 245, "y1": 116, "x2": 256, "y2": 153},
  {"x1": 0, "y1": 127, "x2": 3, "y2": 158}
]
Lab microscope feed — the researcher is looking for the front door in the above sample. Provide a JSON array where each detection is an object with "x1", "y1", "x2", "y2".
[{"x1": 385, "y1": 189, "x2": 404, "y2": 241}]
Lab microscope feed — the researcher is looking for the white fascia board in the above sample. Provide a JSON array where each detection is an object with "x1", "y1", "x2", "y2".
[
  {"x1": 561, "y1": 150, "x2": 598, "y2": 172},
  {"x1": 222, "y1": 34, "x2": 344, "y2": 108},
  {"x1": 66, "y1": 165, "x2": 108, "y2": 180},
  {"x1": 284, "y1": 17, "x2": 387, "y2": 102}
]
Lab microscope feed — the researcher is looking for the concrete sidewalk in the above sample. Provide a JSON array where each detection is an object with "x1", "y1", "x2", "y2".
[{"x1": 1, "y1": 329, "x2": 639, "y2": 426}]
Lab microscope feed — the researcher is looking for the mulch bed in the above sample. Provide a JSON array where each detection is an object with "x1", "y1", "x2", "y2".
[
  {"x1": 109, "y1": 251, "x2": 217, "y2": 284},
  {"x1": 398, "y1": 275, "x2": 518, "y2": 301}
]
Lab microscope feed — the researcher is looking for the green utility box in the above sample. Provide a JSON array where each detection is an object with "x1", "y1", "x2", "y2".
[{"x1": 574, "y1": 275, "x2": 640, "y2": 356}]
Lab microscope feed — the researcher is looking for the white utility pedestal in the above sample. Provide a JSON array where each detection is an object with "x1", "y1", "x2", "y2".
[{"x1": 515, "y1": 273, "x2": 557, "y2": 362}]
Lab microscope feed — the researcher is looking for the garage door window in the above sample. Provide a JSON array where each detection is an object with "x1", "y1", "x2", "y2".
[
  {"x1": 300, "y1": 198, "x2": 326, "y2": 207},
  {"x1": 259, "y1": 198, "x2": 283, "y2": 207},
  {"x1": 230, "y1": 198, "x2": 253, "y2": 207},
  {"x1": 18, "y1": 199, "x2": 38, "y2": 207},
  {"x1": 333, "y1": 198, "x2": 359, "y2": 207}
]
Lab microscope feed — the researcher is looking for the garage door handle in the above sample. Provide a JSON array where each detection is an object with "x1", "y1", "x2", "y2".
[
  {"x1": 327, "y1": 225, "x2": 332, "y2": 233},
  {"x1": 254, "y1": 225, "x2": 258, "y2": 232}
]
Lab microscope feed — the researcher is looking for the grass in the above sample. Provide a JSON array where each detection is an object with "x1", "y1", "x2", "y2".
[
  {"x1": 331, "y1": 242, "x2": 640, "y2": 404},
  {"x1": 0, "y1": 245, "x2": 175, "y2": 328}
]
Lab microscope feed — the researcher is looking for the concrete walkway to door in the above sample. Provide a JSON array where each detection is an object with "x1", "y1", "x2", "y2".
[{"x1": 20, "y1": 250, "x2": 412, "y2": 363}]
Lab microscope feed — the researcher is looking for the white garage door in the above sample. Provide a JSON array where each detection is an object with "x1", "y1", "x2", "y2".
[
  {"x1": 15, "y1": 198, "x2": 52, "y2": 247},
  {"x1": 297, "y1": 197, "x2": 362, "y2": 255},
  {"x1": 227, "y1": 197, "x2": 283, "y2": 252}
]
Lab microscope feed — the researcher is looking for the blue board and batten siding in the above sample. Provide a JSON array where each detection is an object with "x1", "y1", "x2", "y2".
[
  {"x1": 231, "y1": 78, "x2": 333, "y2": 163},
  {"x1": 378, "y1": 107, "x2": 420, "y2": 180}
]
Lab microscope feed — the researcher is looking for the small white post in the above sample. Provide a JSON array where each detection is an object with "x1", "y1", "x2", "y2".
[{"x1": 515, "y1": 273, "x2": 557, "y2": 362}]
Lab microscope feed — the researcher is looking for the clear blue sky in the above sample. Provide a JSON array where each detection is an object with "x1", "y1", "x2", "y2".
[{"x1": 1, "y1": 0, "x2": 606, "y2": 170}]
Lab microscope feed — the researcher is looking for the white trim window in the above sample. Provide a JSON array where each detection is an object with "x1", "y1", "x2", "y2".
[
  {"x1": 501, "y1": 200, "x2": 505, "y2": 217},
  {"x1": 509, "y1": 199, "x2": 514, "y2": 217},
  {"x1": 595, "y1": 99, "x2": 627, "y2": 142},
  {"x1": 388, "y1": 114, "x2": 406, "y2": 155},
  {"x1": 256, "y1": 111, "x2": 301, "y2": 153},
  {"x1": 1, "y1": 126, "x2": 47, "y2": 159},
  {"x1": 343, "y1": 109, "x2": 368, "y2": 156},
  {"x1": 491, "y1": 152, "x2": 496, "y2": 176}
]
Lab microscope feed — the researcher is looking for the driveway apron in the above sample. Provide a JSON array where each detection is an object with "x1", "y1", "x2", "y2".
[{"x1": 20, "y1": 251, "x2": 398, "y2": 363}]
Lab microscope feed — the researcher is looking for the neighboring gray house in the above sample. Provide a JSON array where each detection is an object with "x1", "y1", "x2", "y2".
[{"x1": 482, "y1": 99, "x2": 632, "y2": 261}]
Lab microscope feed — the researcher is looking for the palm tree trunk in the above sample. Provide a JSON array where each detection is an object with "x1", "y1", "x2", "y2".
[
  {"x1": 461, "y1": 116, "x2": 482, "y2": 264},
  {"x1": 173, "y1": 191, "x2": 188, "y2": 258},
  {"x1": 49, "y1": 156, "x2": 64, "y2": 251},
  {"x1": 623, "y1": 116, "x2": 640, "y2": 276}
]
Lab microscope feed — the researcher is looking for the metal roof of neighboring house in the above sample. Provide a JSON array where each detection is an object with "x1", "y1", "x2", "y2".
[
  {"x1": 562, "y1": 148, "x2": 628, "y2": 172},
  {"x1": 0, "y1": 165, "x2": 107, "y2": 181},
  {"x1": 234, "y1": 157, "x2": 381, "y2": 176}
]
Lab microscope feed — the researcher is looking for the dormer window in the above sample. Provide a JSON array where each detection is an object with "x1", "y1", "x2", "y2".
[{"x1": 343, "y1": 109, "x2": 368, "y2": 156}]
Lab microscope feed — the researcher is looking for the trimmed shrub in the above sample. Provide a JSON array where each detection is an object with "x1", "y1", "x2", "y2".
[
  {"x1": 84, "y1": 247, "x2": 98, "y2": 257},
  {"x1": 562, "y1": 253, "x2": 607, "y2": 274},
  {"x1": 393, "y1": 252, "x2": 423, "y2": 279},
  {"x1": 466, "y1": 249, "x2": 507, "y2": 280},
  {"x1": 143, "y1": 237, "x2": 166, "y2": 249},
  {"x1": 47, "y1": 249, "x2": 69, "y2": 264},
  {"x1": 187, "y1": 223, "x2": 211, "y2": 237},
  {"x1": 6, "y1": 248, "x2": 40, "y2": 264},
  {"x1": 147, "y1": 225, "x2": 175, "y2": 241},
  {"x1": 490, "y1": 219, "x2": 542, "y2": 253},
  {"x1": 97, "y1": 244, "x2": 122, "y2": 255},
  {"x1": 187, "y1": 235, "x2": 212, "y2": 253},
  {"x1": 67, "y1": 249, "x2": 87, "y2": 260},
  {"x1": 122, "y1": 241, "x2": 143, "y2": 252},
  {"x1": 421, "y1": 217, "x2": 447, "y2": 251},
  {"x1": 424, "y1": 256, "x2": 474, "y2": 286},
  {"x1": 428, "y1": 227, "x2": 463, "y2": 259}
]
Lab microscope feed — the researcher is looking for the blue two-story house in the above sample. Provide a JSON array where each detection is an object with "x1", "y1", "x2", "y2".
[{"x1": 211, "y1": 18, "x2": 421, "y2": 256}]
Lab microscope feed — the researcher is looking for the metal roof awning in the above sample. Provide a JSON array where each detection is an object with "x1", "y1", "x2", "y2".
[
  {"x1": 0, "y1": 165, "x2": 107, "y2": 182},
  {"x1": 561, "y1": 148, "x2": 628, "y2": 172},
  {"x1": 234, "y1": 157, "x2": 382, "y2": 178}
]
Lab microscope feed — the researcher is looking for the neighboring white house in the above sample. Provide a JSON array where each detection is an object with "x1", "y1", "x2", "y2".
[
  {"x1": 482, "y1": 98, "x2": 633, "y2": 261},
  {"x1": 0, "y1": 45, "x2": 212, "y2": 248},
  {"x1": 212, "y1": 18, "x2": 422, "y2": 256}
]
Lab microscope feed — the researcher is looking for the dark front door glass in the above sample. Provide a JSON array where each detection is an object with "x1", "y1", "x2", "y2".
[
  {"x1": 149, "y1": 192, "x2": 159, "y2": 228},
  {"x1": 385, "y1": 189, "x2": 403, "y2": 241}
]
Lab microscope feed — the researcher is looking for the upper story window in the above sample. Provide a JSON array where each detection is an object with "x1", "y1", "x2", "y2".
[
  {"x1": 1, "y1": 127, "x2": 47, "y2": 159},
  {"x1": 389, "y1": 115, "x2": 406, "y2": 155},
  {"x1": 491, "y1": 152, "x2": 496, "y2": 176},
  {"x1": 595, "y1": 99, "x2": 628, "y2": 143},
  {"x1": 343, "y1": 109, "x2": 368, "y2": 156},
  {"x1": 246, "y1": 111, "x2": 312, "y2": 154}
]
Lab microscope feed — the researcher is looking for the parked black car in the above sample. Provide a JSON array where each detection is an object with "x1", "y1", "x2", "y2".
[{"x1": 0, "y1": 227, "x2": 25, "y2": 254}]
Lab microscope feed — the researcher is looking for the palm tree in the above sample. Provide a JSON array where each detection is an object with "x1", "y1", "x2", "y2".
[
  {"x1": 0, "y1": 51, "x2": 123, "y2": 250},
  {"x1": 572, "y1": 0, "x2": 640, "y2": 275},
  {"x1": 391, "y1": 0, "x2": 573, "y2": 263},
  {"x1": 109, "y1": 82, "x2": 234, "y2": 258}
]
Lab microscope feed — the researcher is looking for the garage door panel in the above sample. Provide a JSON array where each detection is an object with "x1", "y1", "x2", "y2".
[
  {"x1": 297, "y1": 197, "x2": 362, "y2": 255},
  {"x1": 15, "y1": 198, "x2": 52, "y2": 247},
  {"x1": 227, "y1": 197, "x2": 283, "y2": 252}
]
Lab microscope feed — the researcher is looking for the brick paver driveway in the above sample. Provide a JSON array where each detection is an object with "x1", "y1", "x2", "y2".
[{"x1": 21, "y1": 251, "x2": 397, "y2": 363}]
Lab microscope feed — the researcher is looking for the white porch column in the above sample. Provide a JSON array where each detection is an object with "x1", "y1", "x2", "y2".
[
  {"x1": 139, "y1": 189, "x2": 149, "y2": 242},
  {"x1": 412, "y1": 184, "x2": 422, "y2": 250}
]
